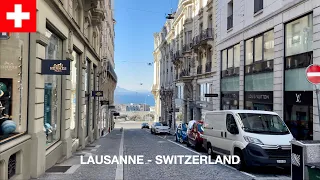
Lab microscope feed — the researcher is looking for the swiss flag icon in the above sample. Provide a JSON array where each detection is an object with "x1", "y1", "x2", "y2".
[{"x1": 0, "y1": 0, "x2": 36, "y2": 32}]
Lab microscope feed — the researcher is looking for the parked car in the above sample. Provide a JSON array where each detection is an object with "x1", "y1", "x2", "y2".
[
  {"x1": 141, "y1": 123, "x2": 149, "y2": 129},
  {"x1": 187, "y1": 120, "x2": 204, "y2": 150},
  {"x1": 203, "y1": 110, "x2": 294, "y2": 170},
  {"x1": 175, "y1": 123, "x2": 188, "y2": 143},
  {"x1": 150, "y1": 122, "x2": 170, "y2": 134}
]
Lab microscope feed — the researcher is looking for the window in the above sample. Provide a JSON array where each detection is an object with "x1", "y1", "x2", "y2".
[
  {"x1": 44, "y1": 29, "x2": 63, "y2": 146},
  {"x1": 227, "y1": 1, "x2": 233, "y2": 30},
  {"x1": 285, "y1": 14, "x2": 313, "y2": 57},
  {"x1": 208, "y1": 15, "x2": 213, "y2": 29},
  {"x1": 85, "y1": 60, "x2": 91, "y2": 137},
  {"x1": 254, "y1": 0, "x2": 263, "y2": 14},
  {"x1": 70, "y1": 50, "x2": 80, "y2": 139},
  {"x1": 226, "y1": 114, "x2": 237, "y2": 133},
  {"x1": 92, "y1": 65, "x2": 97, "y2": 130},
  {"x1": 221, "y1": 43, "x2": 240, "y2": 77},
  {"x1": 0, "y1": 33, "x2": 29, "y2": 144},
  {"x1": 245, "y1": 30, "x2": 274, "y2": 74}
]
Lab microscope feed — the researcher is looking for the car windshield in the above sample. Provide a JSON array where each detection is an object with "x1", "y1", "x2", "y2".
[
  {"x1": 237, "y1": 113, "x2": 290, "y2": 134},
  {"x1": 197, "y1": 124, "x2": 203, "y2": 132},
  {"x1": 155, "y1": 122, "x2": 162, "y2": 126},
  {"x1": 182, "y1": 124, "x2": 187, "y2": 131}
]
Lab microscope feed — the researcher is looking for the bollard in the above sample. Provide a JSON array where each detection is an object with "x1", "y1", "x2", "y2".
[{"x1": 291, "y1": 140, "x2": 320, "y2": 180}]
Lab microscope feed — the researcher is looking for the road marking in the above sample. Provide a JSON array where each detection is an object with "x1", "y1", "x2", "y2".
[
  {"x1": 115, "y1": 129, "x2": 124, "y2": 180},
  {"x1": 96, "y1": 145, "x2": 101, "y2": 148},
  {"x1": 90, "y1": 149, "x2": 97, "y2": 152},
  {"x1": 166, "y1": 139, "x2": 257, "y2": 179},
  {"x1": 64, "y1": 164, "x2": 81, "y2": 174}
]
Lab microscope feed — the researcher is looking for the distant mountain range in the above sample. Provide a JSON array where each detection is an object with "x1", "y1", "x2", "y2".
[{"x1": 114, "y1": 86, "x2": 155, "y2": 106}]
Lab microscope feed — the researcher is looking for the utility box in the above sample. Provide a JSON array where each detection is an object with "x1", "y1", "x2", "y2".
[{"x1": 291, "y1": 140, "x2": 320, "y2": 180}]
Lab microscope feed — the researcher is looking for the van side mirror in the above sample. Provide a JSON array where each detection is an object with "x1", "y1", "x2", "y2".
[{"x1": 230, "y1": 124, "x2": 239, "y2": 134}]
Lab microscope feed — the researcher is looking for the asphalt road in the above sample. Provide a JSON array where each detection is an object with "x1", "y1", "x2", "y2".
[
  {"x1": 37, "y1": 120, "x2": 291, "y2": 180},
  {"x1": 115, "y1": 120, "x2": 291, "y2": 180}
]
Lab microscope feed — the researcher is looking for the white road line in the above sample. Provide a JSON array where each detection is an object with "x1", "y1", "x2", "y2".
[
  {"x1": 90, "y1": 149, "x2": 97, "y2": 152},
  {"x1": 115, "y1": 129, "x2": 124, "y2": 180},
  {"x1": 166, "y1": 139, "x2": 257, "y2": 179},
  {"x1": 96, "y1": 145, "x2": 101, "y2": 148},
  {"x1": 64, "y1": 164, "x2": 81, "y2": 174}
]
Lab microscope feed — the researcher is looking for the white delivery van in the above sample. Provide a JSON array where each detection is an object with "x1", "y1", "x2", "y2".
[{"x1": 203, "y1": 110, "x2": 294, "y2": 170}]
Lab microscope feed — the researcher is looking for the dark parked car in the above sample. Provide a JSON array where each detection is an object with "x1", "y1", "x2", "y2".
[{"x1": 141, "y1": 123, "x2": 149, "y2": 129}]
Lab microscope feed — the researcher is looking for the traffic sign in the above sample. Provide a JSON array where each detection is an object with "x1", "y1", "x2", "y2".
[{"x1": 306, "y1": 64, "x2": 320, "y2": 84}]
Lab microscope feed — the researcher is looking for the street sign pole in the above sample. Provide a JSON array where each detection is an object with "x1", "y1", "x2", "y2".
[{"x1": 306, "y1": 64, "x2": 320, "y2": 126}]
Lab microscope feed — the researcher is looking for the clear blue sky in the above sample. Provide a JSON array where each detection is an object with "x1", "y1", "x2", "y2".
[{"x1": 114, "y1": 0, "x2": 178, "y2": 91}]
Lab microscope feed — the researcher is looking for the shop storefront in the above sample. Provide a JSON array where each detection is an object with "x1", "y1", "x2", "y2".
[
  {"x1": 284, "y1": 13, "x2": 313, "y2": 140},
  {"x1": 220, "y1": 44, "x2": 240, "y2": 110},
  {"x1": 70, "y1": 50, "x2": 80, "y2": 141},
  {"x1": 244, "y1": 91, "x2": 273, "y2": 111},
  {"x1": 221, "y1": 92, "x2": 239, "y2": 110},
  {"x1": 0, "y1": 33, "x2": 29, "y2": 144}
]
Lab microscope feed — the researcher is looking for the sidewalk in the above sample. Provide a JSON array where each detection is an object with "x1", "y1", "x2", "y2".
[{"x1": 34, "y1": 129, "x2": 122, "y2": 180}]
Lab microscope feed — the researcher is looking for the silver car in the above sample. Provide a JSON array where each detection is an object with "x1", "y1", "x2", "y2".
[{"x1": 150, "y1": 122, "x2": 170, "y2": 134}]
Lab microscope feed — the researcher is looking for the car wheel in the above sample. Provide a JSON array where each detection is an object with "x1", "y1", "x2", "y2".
[
  {"x1": 179, "y1": 137, "x2": 184, "y2": 144},
  {"x1": 234, "y1": 150, "x2": 246, "y2": 171}
]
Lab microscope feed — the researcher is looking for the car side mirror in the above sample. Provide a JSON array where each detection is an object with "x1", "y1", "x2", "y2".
[{"x1": 230, "y1": 124, "x2": 239, "y2": 134}]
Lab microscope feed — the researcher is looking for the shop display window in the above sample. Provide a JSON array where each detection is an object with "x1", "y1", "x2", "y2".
[
  {"x1": 70, "y1": 51, "x2": 80, "y2": 139},
  {"x1": 0, "y1": 33, "x2": 29, "y2": 144},
  {"x1": 44, "y1": 29, "x2": 63, "y2": 146}
]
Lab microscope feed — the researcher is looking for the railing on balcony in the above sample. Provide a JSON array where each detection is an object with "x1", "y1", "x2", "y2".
[
  {"x1": 227, "y1": 15, "x2": 233, "y2": 30},
  {"x1": 200, "y1": 28, "x2": 213, "y2": 41},
  {"x1": 205, "y1": 61, "x2": 212, "y2": 73},
  {"x1": 192, "y1": 35, "x2": 200, "y2": 48},
  {"x1": 197, "y1": 65, "x2": 202, "y2": 74}
]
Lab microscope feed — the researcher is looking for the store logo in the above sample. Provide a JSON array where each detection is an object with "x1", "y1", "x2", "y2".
[
  {"x1": 291, "y1": 153, "x2": 300, "y2": 167},
  {"x1": 50, "y1": 63, "x2": 67, "y2": 72},
  {"x1": 296, "y1": 94, "x2": 302, "y2": 103},
  {"x1": 0, "y1": 61, "x2": 18, "y2": 71}
]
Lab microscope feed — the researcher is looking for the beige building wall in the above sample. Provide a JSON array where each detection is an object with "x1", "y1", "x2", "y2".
[{"x1": 0, "y1": 0, "x2": 116, "y2": 179}]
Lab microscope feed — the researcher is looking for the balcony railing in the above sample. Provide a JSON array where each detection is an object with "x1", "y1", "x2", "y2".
[
  {"x1": 192, "y1": 35, "x2": 200, "y2": 48},
  {"x1": 182, "y1": 43, "x2": 192, "y2": 53},
  {"x1": 227, "y1": 15, "x2": 233, "y2": 30},
  {"x1": 200, "y1": 28, "x2": 213, "y2": 41},
  {"x1": 197, "y1": 65, "x2": 202, "y2": 74},
  {"x1": 205, "y1": 61, "x2": 212, "y2": 72}
]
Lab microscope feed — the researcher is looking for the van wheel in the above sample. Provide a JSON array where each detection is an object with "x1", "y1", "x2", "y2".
[
  {"x1": 207, "y1": 144, "x2": 213, "y2": 158},
  {"x1": 234, "y1": 151, "x2": 246, "y2": 171}
]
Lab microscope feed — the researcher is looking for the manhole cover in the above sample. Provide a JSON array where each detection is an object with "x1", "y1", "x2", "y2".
[{"x1": 46, "y1": 166, "x2": 71, "y2": 173}]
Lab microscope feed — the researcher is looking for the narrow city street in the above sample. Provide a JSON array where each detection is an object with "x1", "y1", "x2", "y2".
[{"x1": 36, "y1": 120, "x2": 291, "y2": 180}]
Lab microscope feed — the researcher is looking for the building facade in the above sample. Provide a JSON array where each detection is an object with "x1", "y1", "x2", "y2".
[
  {"x1": 0, "y1": 0, "x2": 117, "y2": 179},
  {"x1": 215, "y1": 0, "x2": 320, "y2": 141},
  {"x1": 152, "y1": 0, "x2": 215, "y2": 127}
]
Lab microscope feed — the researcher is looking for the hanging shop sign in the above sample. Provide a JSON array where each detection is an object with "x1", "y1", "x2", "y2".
[
  {"x1": 41, "y1": 60, "x2": 71, "y2": 75},
  {"x1": 92, "y1": 91, "x2": 103, "y2": 97},
  {"x1": 205, "y1": 93, "x2": 218, "y2": 97},
  {"x1": 0, "y1": 33, "x2": 10, "y2": 40}
]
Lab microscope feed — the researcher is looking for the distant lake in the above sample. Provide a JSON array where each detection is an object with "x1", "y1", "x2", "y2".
[{"x1": 114, "y1": 92, "x2": 155, "y2": 106}]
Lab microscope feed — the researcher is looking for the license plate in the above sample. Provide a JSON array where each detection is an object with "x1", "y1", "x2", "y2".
[{"x1": 277, "y1": 160, "x2": 286, "y2": 163}]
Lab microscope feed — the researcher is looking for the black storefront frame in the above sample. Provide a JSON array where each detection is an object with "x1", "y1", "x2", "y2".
[
  {"x1": 220, "y1": 43, "x2": 241, "y2": 110},
  {"x1": 244, "y1": 91, "x2": 273, "y2": 111},
  {"x1": 221, "y1": 43, "x2": 240, "y2": 78},
  {"x1": 283, "y1": 12, "x2": 314, "y2": 140},
  {"x1": 220, "y1": 91, "x2": 239, "y2": 110}
]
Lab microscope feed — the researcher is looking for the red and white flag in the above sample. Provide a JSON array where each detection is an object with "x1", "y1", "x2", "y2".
[{"x1": 0, "y1": 0, "x2": 36, "y2": 32}]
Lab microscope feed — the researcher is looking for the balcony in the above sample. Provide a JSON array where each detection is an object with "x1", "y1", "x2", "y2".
[
  {"x1": 200, "y1": 28, "x2": 213, "y2": 41},
  {"x1": 197, "y1": 65, "x2": 202, "y2": 75},
  {"x1": 107, "y1": 61, "x2": 117, "y2": 82},
  {"x1": 182, "y1": 43, "x2": 192, "y2": 54},
  {"x1": 192, "y1": 35, "x2": 200, "y2": 48},
  {"x1": 91, "y1": 1, "x2": 105, "y2": 26},
  {"x1": 205, "y1": 61, "x2": 212, "y2": 73},
  {"x1": 227, "y1": 15, "x2": 233, "y2": 30}
]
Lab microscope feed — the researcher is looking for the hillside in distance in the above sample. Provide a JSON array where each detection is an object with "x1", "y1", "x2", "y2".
[{"x1": 114, "y1": 86, "x2": 155, "y2": 106}]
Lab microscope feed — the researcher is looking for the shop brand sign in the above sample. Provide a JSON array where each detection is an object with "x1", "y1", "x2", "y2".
[
  {"x1": 245, "y1": 91, "x2": 273, "y2": 104},
  {"x1": 0, "y1": 61, "x2": 18, "y2": 71},
  {"x1": 41, "y1": 60, "x2": 71, "y2": 75},
  {"x1": 222, "y1": 92, "x2": 239, "y2": 99},
  {"x1": 285, "y1": 91, "x2": 313, "y2": 105}
]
